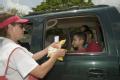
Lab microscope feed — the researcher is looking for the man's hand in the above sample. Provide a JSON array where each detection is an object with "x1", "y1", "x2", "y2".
[
  {"x1": 49, "y1": 42, "x2": 61, "y2": 49},
  {"x1": 50, "y1": 49, "x2": 66, "y2": 60}
]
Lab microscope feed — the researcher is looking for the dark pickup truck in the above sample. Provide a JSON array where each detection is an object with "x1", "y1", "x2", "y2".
[{"x1": 23, "y1": 5, "x2": 120, "y2": 80}]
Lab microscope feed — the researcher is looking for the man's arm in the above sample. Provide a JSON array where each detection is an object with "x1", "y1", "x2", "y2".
[
  {"x1": 32, "y1": 48, "x2": 48, "y2": 61},
  {"x1": 32, "y1": 42, "x2": 61, "y2": 60},
  {"x1": 30, "y1": 56, "x2": 57, "y2": 78},
  {"x1": 30, "y1": 49, "x2": 65, "y2": 78}
]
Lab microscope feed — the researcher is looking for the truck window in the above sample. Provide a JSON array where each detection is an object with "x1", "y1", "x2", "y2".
[{"x1": 45, "y1": 15, "x2": 104, "y2": 55}]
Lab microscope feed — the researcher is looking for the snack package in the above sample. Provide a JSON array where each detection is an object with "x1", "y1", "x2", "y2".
[
  {"x1": 59, "y1": 40, "x2": 66, "y2": 45},
  {"x1": 47, "y1": 39, "x2": 66, "y2": 61}
]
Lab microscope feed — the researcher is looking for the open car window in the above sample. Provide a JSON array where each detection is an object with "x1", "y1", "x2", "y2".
[{"x1": 45, "y1": 15, "x2": 105, "y2": 55}]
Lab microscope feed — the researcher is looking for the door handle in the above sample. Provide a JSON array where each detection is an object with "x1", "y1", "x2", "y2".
[{"x1": 88, "y1": 68, "x2": 106, "y2": 79}]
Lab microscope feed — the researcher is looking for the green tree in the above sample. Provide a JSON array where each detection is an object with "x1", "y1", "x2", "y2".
[
  {"x1": 33, "y1": 0, "x2": 94, "y2": 12},
  {"x1": 0, "y1": 6, "x2": 4, "y2": 11},
  {"x1": 7, "y1": 8, "x2": 26, "y2": 16},
  {"x1": 33, "y1": 2, "x2": 50, "y2": 12}
]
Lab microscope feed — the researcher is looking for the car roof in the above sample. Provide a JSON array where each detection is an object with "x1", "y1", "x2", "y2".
[
  {"x1": 26, "y1": 5, "x2": 111, "y2": 16},
  {"x1": 25, "y1": 5, "x2": 120, "y2": 22}
]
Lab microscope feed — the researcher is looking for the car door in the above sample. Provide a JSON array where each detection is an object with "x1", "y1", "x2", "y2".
[
  {"x1": 42, "y1": 9, "x2": 120, "y2": 80},
  {"x1": 25, "y1": 7, "x2": 120, "y2": 80}
]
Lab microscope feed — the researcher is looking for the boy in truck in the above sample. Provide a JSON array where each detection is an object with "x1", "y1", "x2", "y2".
[{"x1": 72, "y1": 32, "x2": 87, "y2": 53}]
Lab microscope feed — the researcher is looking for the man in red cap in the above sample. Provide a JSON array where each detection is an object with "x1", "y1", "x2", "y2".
[{"x1": 0, "y1": 13, "x2": 65, "y2": 80}]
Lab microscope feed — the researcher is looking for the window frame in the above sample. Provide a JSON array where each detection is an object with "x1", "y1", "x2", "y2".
[{"x1": 44, "y1": 14, "x2": 106, "y2": 55}]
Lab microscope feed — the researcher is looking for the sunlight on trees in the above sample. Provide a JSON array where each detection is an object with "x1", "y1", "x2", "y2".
[{"x1": 33, "y1": 0, "x2": 94, "y2": 12}]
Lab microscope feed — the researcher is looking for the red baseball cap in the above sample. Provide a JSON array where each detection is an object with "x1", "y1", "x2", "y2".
[{"x1": 0, "y1": 16, "x2": 29, "y2": 29}]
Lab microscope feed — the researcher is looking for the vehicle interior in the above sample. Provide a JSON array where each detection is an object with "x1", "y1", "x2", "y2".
[{"x1": 45, "y1": 15, "x2": 105, "y2": 54}]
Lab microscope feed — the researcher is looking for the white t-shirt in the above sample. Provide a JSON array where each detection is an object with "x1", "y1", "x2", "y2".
[{"x1": 0, "y1": 37, "x2": 38, "y2": 80}]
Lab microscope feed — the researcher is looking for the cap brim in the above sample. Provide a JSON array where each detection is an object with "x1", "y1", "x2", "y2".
[{"x1": 15, "y1": 19, "x2": 29, "y2": 23}]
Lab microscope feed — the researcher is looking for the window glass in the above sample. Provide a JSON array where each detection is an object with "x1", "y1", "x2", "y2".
[{"x1": 45, "y1": 15, "x2": 104, "y2": 54}]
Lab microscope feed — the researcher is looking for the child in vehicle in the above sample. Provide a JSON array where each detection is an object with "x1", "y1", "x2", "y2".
[{"x1": 72, "y1": 32, "x2": 87, "y2": 53}]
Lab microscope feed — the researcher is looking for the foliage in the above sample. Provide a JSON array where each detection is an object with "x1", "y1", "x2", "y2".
[
  {"x1": 33, "y1": 0, "x2": 94, "y2": 12},
  {"x1": 0, "y1": 6, "x2": 24, "y2": 16},
  {"x1": 7, "y1": 8, "x2": 25, "y2": 16},
  {"x1": 0, "y1": 6, "x2": 4, "y2": 11}
]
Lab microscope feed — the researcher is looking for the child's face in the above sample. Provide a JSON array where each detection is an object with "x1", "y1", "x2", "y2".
[{"x1": 72, "y1": 35, "x2": 84, "y2": 48}]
